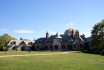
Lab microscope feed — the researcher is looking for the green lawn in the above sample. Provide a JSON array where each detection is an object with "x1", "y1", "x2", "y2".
[
  {"x1": 0, "y1": 51, "x2": 60, "y2": 55},
  {"x1": 0, "y1": 52, "x2": 104, "y2": 70}
]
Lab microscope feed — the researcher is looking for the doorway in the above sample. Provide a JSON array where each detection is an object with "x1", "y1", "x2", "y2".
[
  {"x1": 54, "y1": 45, "x2": 59, "y2": 50},
  {"x1": 21, "y1": 46, "x2": 26, "y2": 51}
]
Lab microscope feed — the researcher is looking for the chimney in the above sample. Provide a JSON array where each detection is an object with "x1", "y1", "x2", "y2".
[
  {"x1": 75, "y1": 30, "x2": 79, "y2": 38},
  {"x1": 46, "y1": 32, "x2": 49, "y2": 39},
  {"x1": 72, "y1": 29, "x2": 75, "y2": 38}
]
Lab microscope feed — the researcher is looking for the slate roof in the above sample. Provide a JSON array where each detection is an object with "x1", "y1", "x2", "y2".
[
  {"x1": 35, "y1": 32, "x2": 92, "y2": 43},
  {"x1": 60, "y1": 34, "x2": 73, "y2": 41},
  {"x1": 80, "y1": 35, "x2": 86, "y2": 42},
  {"x1": 35, "y1": 38, "x2": 51, "y2": 43},
  {"x1": 35, "y1": 34, "x2": 74, "y2": 43},
  {"x1": 86, "y1": 37, "x2": 92, "y2": 42},
  {"x1": 49, "y1": 34, "x2": 72, "y2": 39},
  {"x1": 49, "y1": 35, "x2": 56, "y2": 39}
]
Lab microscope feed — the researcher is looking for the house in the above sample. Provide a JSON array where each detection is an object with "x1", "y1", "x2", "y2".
[
  {"x1": 33, "y1": 29, "x2": 85, "y2": 51},
  {"x1": 6, "y1": 40, "x2": 34, "y2": 51},
  {"x1": 85, "y1": 37, "x2": 92, "y2": 50}
]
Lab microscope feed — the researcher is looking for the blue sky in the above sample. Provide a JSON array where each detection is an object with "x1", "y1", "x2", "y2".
[{"x1": 0, "y1": 0, "x2": 104, "y2": 40}]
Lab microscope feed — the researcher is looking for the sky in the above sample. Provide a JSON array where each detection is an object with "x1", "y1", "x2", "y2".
[{"x1": 0, "y1": 0, "x2": 104, "y2": 40}]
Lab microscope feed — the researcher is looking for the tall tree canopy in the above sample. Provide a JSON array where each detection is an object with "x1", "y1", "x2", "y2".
[
  {"x1": 0, "y1": 34, "x2": 14, "y2": 51},
  {"x1": 91, "y1": 19, "x2": 104, "y2": 51},
  {"x1": 64, "y1": 28, "x2": 73, "y2": 35}
]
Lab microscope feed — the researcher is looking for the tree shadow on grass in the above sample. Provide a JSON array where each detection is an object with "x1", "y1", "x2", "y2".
[{"x1": 81, "y1": 50, "x2": 104, "y2": 56}]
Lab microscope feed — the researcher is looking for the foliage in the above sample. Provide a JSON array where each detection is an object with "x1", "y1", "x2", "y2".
[
  {"x1": 20, "y1": 37, "x2": 23, "y2": 40},
  {"x1": 64, "y1": 28, "x2": 73, "y2": 35},
  {"x1": 91, "y1": 19, "x2": 104, "y2": 51},
  {"x1": 0, "y1": 52, "x2": 104, "y2": 70},
  {"x1": 0, "y1": 34, "x2": 14, "y2": 51}
]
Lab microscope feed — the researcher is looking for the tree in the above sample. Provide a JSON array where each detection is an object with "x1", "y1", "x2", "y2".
[
  {"x1": 0, "y1": 34, "x2": 14, "y2": 51},
  {"x1": 64, "y1": 28, "x2": 73, "y2": 35},
  {"x1": 0, "y1": 40, "x2": 5, "y2": 51},
  {"x1": 20, "y1": 37, "x2": 23, "y2": 40},
  {"x1": 91, "y1": 19, "x2": 104, "y2": 51}
]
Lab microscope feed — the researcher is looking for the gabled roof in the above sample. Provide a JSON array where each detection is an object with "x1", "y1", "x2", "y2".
[
  {"x1": 7, "y1": 40, "x2": 22, "y2": 46},
  {"x1": 7, "y1": 40, "x2": 34, "y2": 46},
  {"x1": 23, "y1": 40, "x2": 34, "y2": 46},
  {"x1": 80, "y1": 35, "x2": 86, "y2": 42},
  {"x1": 79, "y1": 36, "x2": 85, "y2": 43}
]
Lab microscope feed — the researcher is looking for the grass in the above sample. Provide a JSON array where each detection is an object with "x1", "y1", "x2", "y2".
[
  {"x1": 0, "y1": 51, "x2": 104, "y2": 70},
  {"x1": 0, "y1": 51, "x2": 61, "y2": 55}
]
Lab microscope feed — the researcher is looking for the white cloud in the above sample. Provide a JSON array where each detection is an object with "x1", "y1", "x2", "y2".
[{"x1": 15, "y1": 30, "x2": 34, "y2": 34}]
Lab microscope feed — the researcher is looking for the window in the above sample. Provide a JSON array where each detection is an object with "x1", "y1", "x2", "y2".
[
  {"x1": 13, "y1": 41, "x2": 16, "y2": 44},
  {"x1": 54, "y1": 45, "x2": 59, "y2": 50},
  {"x1": 12, "y1": 47, "x2": 15, "y2": 50},
  {"x1": 68, "y1": 45, "x2": 72, "y2": 49},
  {"x1": 74, "y1": 44, "x2": 76, "y2": 48},
  {"x1": 28, "y1": 42, "x2": 33, "y2": 45},
  {"x1": 62, "y1": 45, "x2": 65, "y2": 49},
  {"x1": 10, "y1": 41, "x2": 16, "y2": 45},
  {"x1": 80, "y1": 44, "x2": 83, "y2": 48}
]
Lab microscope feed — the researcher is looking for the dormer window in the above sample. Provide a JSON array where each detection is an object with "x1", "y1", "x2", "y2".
[
  {"x1": 28, "y1": 42, "x2": 33, "y2": 45},
  {"x1": 10, "y1": 41, "x2": 12, "y2": 44},
  {"x1": 13, "y1": 41, "x2": 16, "y2": 44},
  {"x1": 39, "y1": 40, "x2": 42, "y2": 43},
  {"x1": 10, "y1": 41, "x2": 16, "y2": 45}
]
